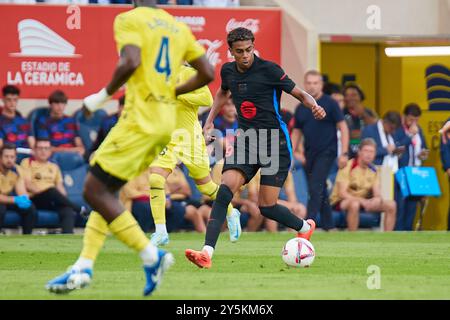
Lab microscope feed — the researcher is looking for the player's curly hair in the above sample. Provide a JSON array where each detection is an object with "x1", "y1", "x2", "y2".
[{"x1": 227, "y1": 27, "x2": 255, "y2": 48}]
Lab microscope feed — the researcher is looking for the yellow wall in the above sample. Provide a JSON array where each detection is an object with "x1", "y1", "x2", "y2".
[
  {"x1": 321, "y1": 43, "x2": 377, "y2": 111},
  {"x1": 378, "y1": 49, "x2": 402, "y2": 116}
]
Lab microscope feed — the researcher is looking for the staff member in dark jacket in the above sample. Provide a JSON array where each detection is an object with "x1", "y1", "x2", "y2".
[{"x1": 291, "y1": 70, "x2": 349, "y2": 230}]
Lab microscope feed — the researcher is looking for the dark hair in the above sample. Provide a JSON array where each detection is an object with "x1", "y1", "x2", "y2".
[
  {"x1": 383, "y1": 111, "x2": 402, "y2": 128},
  {"x1": 48, "y1": 90, "x2": 68, "y2": 104},
  {"x1": 323, "y1": 82, "x2": 342, "y2": 95},
  {"x1": 343, "y1": 83, "x2": 365, "y2": 101},
  {"x1": 35, "y1": 138, "x2": 51, "y2": 145},
  {"x1": 227, "y1": 27, "x2": 255, "y2": 48},
  {"x1": 0, "y1": 142, "x2": 17, "y2": 156},
  {"x1": 119, "y1": 95, "x2": 125, "y2": 106},
  {"x1": 2, "y1": 85, "x2": 20, "y2": 97},
  {"x1": 359, "y1": 138, "x2": 377, "y2": 150},
  {"x1": 403, "y1": 103, "x2": 422, "y2": 117}
]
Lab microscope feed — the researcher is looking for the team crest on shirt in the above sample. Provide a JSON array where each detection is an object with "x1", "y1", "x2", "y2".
[
  {"x1": 240, "y1": 101, "x2": 256, "y2": 119},
  {"x1": 238, "y1": 83, "x2": 247, "y2": 94}
]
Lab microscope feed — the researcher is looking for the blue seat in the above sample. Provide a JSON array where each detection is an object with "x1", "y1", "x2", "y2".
[
  {"x1": 4, "y1": 210, "x2": 60, "y2": 229},
  {"x1": 291, "y1": 159, "x2": 308, "y2": 206},
  {"x1": 74, "y1": 109, "x2": 107, "y2": 151},
  {"x1": 62, "y1": 163, "x2": 90, "y2": 227},
  {"x1": 326, "y1": 211, "x2": 381, "y2": 229},
  {"x1": 52, "y1": 152, "x2": 85, "y2": 171},
  {"x1": 27, "y1": 106, "x2": 50, "y2": 137}
]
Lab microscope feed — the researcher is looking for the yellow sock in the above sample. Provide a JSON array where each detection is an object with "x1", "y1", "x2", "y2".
[
  {"x1": 80, "y1": 211, "x2": 108, "y2": 261},
  {"x1": 149, "y1": 173, "x2": 167, "y2": 225},
  {"x1": 108, "y1": 211, "x2": 149, "y2": 252},
  {"x1": 197, "y1": 180, "x2": 233, "y2": 216}
]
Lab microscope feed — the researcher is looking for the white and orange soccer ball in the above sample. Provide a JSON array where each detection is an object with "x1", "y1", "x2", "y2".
[{"x1": 282, "y1": 238, "x2": 315, "y2": 268}]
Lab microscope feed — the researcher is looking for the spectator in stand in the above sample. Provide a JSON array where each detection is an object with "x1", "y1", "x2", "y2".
[
  {"x1": 0, "y1": 143, "x2": 36, "y2": 234},
  {"x1": 324, "y1": 82, "x2": 344, "y2": 110},
  {"x1": 121, "y1": 167, "x2": 205, "y2": 233},
  {"x1": 247, "y1": 170, "x2": 306, "y2": 232},
  {"x1": 86, "y1": 95, "x2": 125, "y2": 160},
  {"x1": 200, "y1": 98, "x2": 238, "y2": 163},
  {"x1": 35, "y1": 90, "x2": 85, "y2": 157},
  {"x1": 291, "y1": 70, "x2": 349, "y2": 231},
  {"x1": 280, "y1": 108, "x2": 295, "y2": 135},
  {"x1": 394, "y1": 104, "x2": 429, "y2": 231},
  {"x1": 0, "y1": 85, "x2": 35, "y2": 157},
  {"x1": 440, "y1": 117, "x2": 450, "y2": 231},
  {"x1": 200, "y1": 159, "x2": 263, "y2": 232},
  {"x1": 20, "y1": 138, "x2": 84, "y2": 234},
  {"x1": 329, "y1": 138, "x2": 397, "y2": 231},
  {"x1": 343, "y1": 84, "x2": 377, "y2": 158},
  {"x1": 361, "y1": 111, "x2": 403, "y2": 171}
]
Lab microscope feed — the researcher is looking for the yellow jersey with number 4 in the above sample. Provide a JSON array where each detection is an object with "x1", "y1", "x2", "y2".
[{"x1": 113, "y1": 6, "x2": 205, "y2": 133}]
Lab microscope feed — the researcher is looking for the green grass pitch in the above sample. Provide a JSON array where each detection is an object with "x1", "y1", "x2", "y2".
[{"x1": 1, "y1": 231, "x2": 449, "y2": 300}]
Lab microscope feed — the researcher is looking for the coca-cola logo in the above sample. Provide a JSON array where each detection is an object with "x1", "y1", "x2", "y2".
[
  {"x1": 176, "y1": 16, "x2": 206, "y2": 32},
  {"x1": 197, "y1": 39, "x2": 223, "y2": 68},
  {"x1": 226, "y1": 18, "x2": 260, "y2": 34}
]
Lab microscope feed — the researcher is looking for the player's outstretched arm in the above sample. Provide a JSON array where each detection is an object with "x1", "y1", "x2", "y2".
[
  {"x1": 175, "y1": 55, "x2": 215, "y2": 97},
  {"x1": 290, "y1": 86, "x2": 326, "y2": 120},
  {"x1": 83, "y1": 45, "x2": 141, "y2": 112}
]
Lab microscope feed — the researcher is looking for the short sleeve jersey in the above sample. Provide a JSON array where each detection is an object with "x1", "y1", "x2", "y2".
[
  {"x1": 220, "y1": 55, "x2": 296, "y2": 130},
  {"x1": 0, "y1": 113, "x2": 31, "y2": 148},
  {"x1": 35, "y1": 115, "x2": 79, "y2": 148},
  {"x1": 113, "y1": 6, "x2": 205, "y2": 132},
  {"x1": 294, "y1": 94, "x2": 344, "y2": 156}
]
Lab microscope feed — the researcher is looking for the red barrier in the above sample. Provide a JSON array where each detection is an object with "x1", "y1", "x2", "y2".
[{"x1": 0, "y1": 4, "x2": 281, "y2": 100}]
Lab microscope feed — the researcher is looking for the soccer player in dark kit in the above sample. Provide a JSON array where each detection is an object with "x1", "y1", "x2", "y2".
[{"x1": 186, "y1": 27, "x2": 326, "y2": 268}]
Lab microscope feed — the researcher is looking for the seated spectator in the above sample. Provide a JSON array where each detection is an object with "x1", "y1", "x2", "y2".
[
  {"x1": 329, "y1": 138, "x2": 397, "y2": 231},
  {"x1": 343, "y1": 83, "x2": 378, "y2": 157},
  {"x1": 247, "y1": 171, "x2": 306, "y2": 232},
  {"x1": 121, "y1": 167, "x2": 205, "y2": 233},
  {"x1": 394, "y1": 104, "x2": 429, "y2": 231},
  {"x1": 35, "y1": 90, "x2": 85, "y2": 157},
  {"x1": 439, "y1": 118, "x2": 450, "y2": 231},
  {"x1": 200, "y1": 159, "x2": 262, "y2": 231},
  {"x1": 120, "y1": 169, "x2": 154, "y2": 232},
  {"x1": 166, "y1": 166, "x2": 206, "y2": 232},
  {"x1": 20, "y1": 138, "x2": 84, "y2": 234},
  {"x1": 86, "y1": 95, "x2": 125, "y2": 160},
  {"x1": 0, "y1": 143, "x2": 36, "y2": 234},
  {"x1": 361, "y1": 111, "x2": 403, "y2": 171},
  {"x1": 0, "y1": 85, "x2": 35, "y2": 156}
]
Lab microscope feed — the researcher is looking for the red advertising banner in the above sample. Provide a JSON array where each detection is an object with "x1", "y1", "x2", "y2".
[{"x1": 0, "y1": 4, "x2": 281, "y2": 100}]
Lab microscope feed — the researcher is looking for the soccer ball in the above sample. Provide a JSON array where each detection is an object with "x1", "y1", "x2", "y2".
[{"x1": 281, "y1": 238, "x2": 315, "y2": 268}]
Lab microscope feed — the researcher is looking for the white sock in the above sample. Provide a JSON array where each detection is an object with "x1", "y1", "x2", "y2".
[
  {"x1": 74, "y1": 257, "x2": 94, "y2": 270},
  {"x1": 202, "y1": 245, "x2": 214, "y2": 258},
  {"x1": 155, "y1": 224, "x2": 167, "y2": 234},
  {"x1": 299, "y1": 220, "x2": 311, "y2": 233},
  {"x1": 139, "y1": 243, "x2": 159, "y2": 266}
]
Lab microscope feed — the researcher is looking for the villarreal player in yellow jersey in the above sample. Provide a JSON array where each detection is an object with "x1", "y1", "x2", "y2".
[
  {"x1": 46, "y1": 0, "x2": 214, "y2": 297},
  {"x1": 148, "y1": 65, "x2": 241, "y2": 246}
]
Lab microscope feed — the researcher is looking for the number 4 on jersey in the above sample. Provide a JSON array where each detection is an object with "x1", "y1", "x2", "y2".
[{"x1": 155, "y1": 37, "x2": 171, "y2": 81}]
